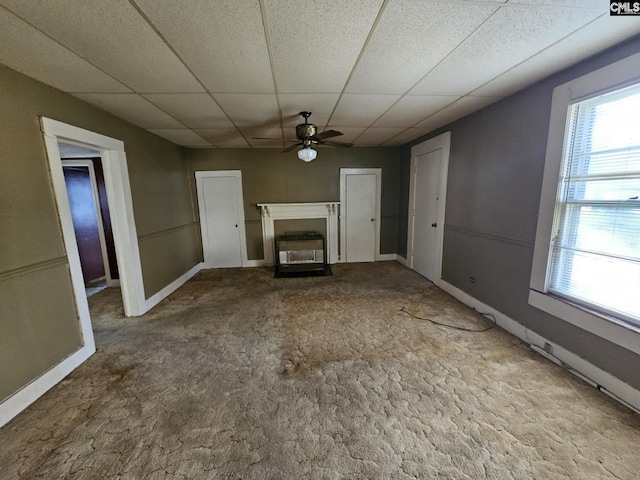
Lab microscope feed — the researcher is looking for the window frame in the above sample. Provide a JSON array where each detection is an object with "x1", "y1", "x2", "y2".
[{"x1": 529, "y1": 52, "x2": 640, "y2": 355}]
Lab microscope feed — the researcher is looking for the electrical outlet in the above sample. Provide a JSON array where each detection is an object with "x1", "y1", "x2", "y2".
[
  {"x1": 469, "y1": 276, "x2": 476, "y2": 284},
  {"x1": 543, "y1": 342, "x2": 553, "y2": 355}
]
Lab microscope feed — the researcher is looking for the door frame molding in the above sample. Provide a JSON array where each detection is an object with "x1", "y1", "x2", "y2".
[
  {"x1": 339, "y1": 168, "x2": 382, "y2": 262},
  {"x1": 407, "y1": 132, "x2": 451, "y2": 285},
  {"x1": 195, "y1": 170, "x2": 248, "y2": 268},
  {"x1": 41, "y1": 118, "x2": 146, "y2": 316},
  {"x1": 61, "y1": 159, "x2": 118, "y2": 287}
]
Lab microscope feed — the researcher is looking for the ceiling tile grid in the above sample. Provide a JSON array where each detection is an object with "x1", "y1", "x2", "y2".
[
  {"x1": 1, "y1": 0, "x2": 639, "y2": 149},
  {"x1": 345, "y1": 0, "x2": 499, "y2": 95},
  {"x1": 0, "y1": 8, "x2": 130, "y2": 93}
]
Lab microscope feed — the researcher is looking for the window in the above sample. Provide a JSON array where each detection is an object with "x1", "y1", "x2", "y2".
[
  {"x1": 550, "y1": 85, "x2": 640, "y2": 325},
  {"x1": 530, "y1": 52, "x2": 640, "y2": 354}
]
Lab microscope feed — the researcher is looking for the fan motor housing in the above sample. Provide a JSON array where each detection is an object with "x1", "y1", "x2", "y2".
[{"x1": 296, "y1": 123, "x2": 317, "y2": 139}]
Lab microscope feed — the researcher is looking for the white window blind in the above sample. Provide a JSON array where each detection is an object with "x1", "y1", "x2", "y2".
[{"x1": 549, "y1": 83, "x2": 640, "y2": 326}]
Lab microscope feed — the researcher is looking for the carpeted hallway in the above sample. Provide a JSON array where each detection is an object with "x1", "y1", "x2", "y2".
[{"x1": 1, "y1": 262, "x2": 638, "y2": 479}]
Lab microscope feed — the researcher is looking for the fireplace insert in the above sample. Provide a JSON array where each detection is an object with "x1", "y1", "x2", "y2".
[{"x1": 274, "y1": 231, "x2": 331, "y2": 277}]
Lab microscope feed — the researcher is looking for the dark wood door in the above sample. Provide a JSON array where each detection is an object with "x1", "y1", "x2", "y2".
[{"x1": 63, "y1": 166, "x2": 105, "y2": 283}]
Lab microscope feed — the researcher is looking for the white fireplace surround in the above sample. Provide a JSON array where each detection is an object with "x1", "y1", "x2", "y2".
[{"x1": 258, "y1": 202, "x2": 340, "y2": 265}]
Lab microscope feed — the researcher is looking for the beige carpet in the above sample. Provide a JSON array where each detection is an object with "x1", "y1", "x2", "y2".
[{"x1": 1, "y1": 262, "x2": 638, "y2": 479}]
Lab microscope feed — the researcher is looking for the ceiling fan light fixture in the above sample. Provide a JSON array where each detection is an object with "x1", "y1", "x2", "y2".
[{"x1": 297, "y1": 146, "x2": 317, "y2": 162}]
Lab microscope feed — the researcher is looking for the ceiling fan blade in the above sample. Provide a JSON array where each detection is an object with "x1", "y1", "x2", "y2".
[
  {"x1": 281, "y1": 142, "x2": 303, "y2": 153},
  {"x1": 313, "y1": 130, "x2": 343, "y2": 141},
  {"x1": 319, "y1": 140, "x2": 353, "y2": 148}
]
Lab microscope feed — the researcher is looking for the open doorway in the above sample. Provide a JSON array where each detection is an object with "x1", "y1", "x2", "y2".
[
  {"x1": 60, "y1": 145, "x2": 120, "y2": 297},
  {"x1": 41, "y1": 118, "x2": 146, "y2": 319}
]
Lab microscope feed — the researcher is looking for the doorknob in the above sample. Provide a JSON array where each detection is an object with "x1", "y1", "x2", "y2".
[{"x1": 431, "y1": 222, "x2": 437, "y2": 228}]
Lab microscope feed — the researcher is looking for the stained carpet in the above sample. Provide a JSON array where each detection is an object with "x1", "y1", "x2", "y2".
[{"x1": 1, "y1": 262, "x2": 638, "y2": 479}]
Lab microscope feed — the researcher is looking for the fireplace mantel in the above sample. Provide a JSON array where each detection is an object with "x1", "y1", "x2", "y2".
[{"x1": 258, "y1": 202, "x2": 339, "y2": 265}]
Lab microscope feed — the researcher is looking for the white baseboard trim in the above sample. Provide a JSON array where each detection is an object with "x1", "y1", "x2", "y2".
[
  {"x1": 143, "y1": 262, "x2": 204, "y2": 313},
  {"x1": 438, "y1": 279, "x2": 640, "y2": 413},
  {"x1": 244, "y1": 259, "x2": 266, "y2": 267},
  {"x1": 395, "y1": 255, "x2": 409, "y2": 267},
  {"x1": 377, "y1": 253, "x2": 397, "y2": 261},
  {"x1": 0, "y1": 343, "x2": 95, "y2": 429}
]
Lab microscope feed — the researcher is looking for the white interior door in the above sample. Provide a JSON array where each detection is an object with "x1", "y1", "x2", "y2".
[
  {"x1": 196, "y1": 171, "x2": 247, "y2": 268},
  {"x1": 340, "y1": 168, "x2": 381, "y2": 263},
  {"x1": 412, "y1": 150, "x2": 442, "y2": 280},
  {"x1": 408, "y1": 132, "x2": 450, "y2": 283}
]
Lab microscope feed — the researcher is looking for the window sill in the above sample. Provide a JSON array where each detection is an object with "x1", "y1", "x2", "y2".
[{"x1": 528, "y1": 289, "x2": 640, "y2": 355}]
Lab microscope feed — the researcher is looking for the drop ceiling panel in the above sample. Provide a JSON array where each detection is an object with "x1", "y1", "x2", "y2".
[
  {"x1": 415, "y1": 96, "x2": 502, "y2": 129},
  {"x1": 1, "y1": 0, "x2": 202, "y2": 93},
  {"x1": 381, "y1": 127, "x2": 436, "y2": 146},
  {"x1": 264, "y1": 0, "x2": 384, "y2": 93},
  {"x1": 508, "y1": 0, "x2": 601, "y2": 6},
  {"x1": 242, "y1": 128, "x2": 284, "y2": 147},
  {"x1": 0, "y1": 9, "x2": 129, "y2": 93},
  {"x1": 372, "y1": 95, "x2": 460, "y2": 128},
  {"x1": 346, "y1": 0, "x2": 498, "y2": 94},
  {"x1": 322, "y1": 128, "x2": 366, "y2": 144},
  {"x1": 143, "y1": 94, "x2": 233, "y2": 129},
  {"x1": 353, "y1": 128, "x2": 405, "y2": 146},
  {"x1": 473, "y1": 15, "x2": 640, "y2": 97},
  {"x1": 279, "y1": 94, "x2": 341, "y2": 128},
  {"x1": 148, "y1": 129, "x2": 212, "y2": 147},
  {"x1": 134, "y1": 0, "x2": 274, "y2": 93},
  {"x1": 330, "y1": 94, "x2": 401, "y2": 128},
  {"x1": 213, "y1": 93, "x2": 279, "y2": 128},
  {"x1": 2, "y1": 1, "x2": 640, "y2": 150},
  {"x1": 195, "y1": 128, "x2": 249, "y2": 147},
  {"x1": 73, "y1": 94, "x2": 185, "y2": 129},
  {"x1": 410, "y1": 5, "x2": 602, "y2": 96}
]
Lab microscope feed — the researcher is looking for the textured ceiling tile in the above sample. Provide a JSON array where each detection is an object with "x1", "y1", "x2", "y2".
[
  {"x1": 265, "y1": 0, "x2": 384, "y2": 93},
  {"x1": 143, "y1": 94, "x2": 233, "y2": 129},
  {"x1": 381, "y1": 127, "x2": 436, "y2": 146},
  {"x1": 279, "y1": 94, "x2": 341, "y2": 128},
  {"x1": 473, "y1": 15, "x2": 640, "y2": 97},
  {"x1": 1, "y1": 0, "x2": 202, "y2": 93},
  {"x1": 213, "y1": 93, "x2": 279, "y2": 128},
  {"x1": 347, "y1": 0, "x2": 498, "y2": 94},
  {"x1": 372, "y1": 95, "x2": 460, "y2": 128},
  {"x1": 73, "y1": 93, "x2": 185, "y2": 129},
  {"x1": 410, "y1": 5, "x2": 602, "y2": 96},
  {"x1": 195, "y1": 128, "x2": 249, "y2": 147},
  {"x1": 354, "y1": 128, "x2": 405, "y2": 146},
  {"x1": 508, "y1": 0, "x2": 601, "y2": 6},
  {"x1": 414, "y1": 96, "x2": 502, "y2": 129},
  {"x1": 241, "y1": 128, "x2": 284, "y2": 147},
  {"x1": 0, "y1": 9, "x2": 130, "y2": 93},
  {"x1": 330, "y1": 94, "x2": 401, "y2": 127},
  {"x1": 135, "y1": 0, "x2": 274, "y2": 93},
  {"x1": 148, "y1": 129, "x2": 212, "y2": 147},
  {"x1": 323, "y1": 128, "x2": 366, "y2": 144}
]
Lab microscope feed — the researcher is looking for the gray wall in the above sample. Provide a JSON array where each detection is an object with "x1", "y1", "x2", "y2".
[
  {"x1": 403, "y1": 37, "x2": 640, "y2": 389},
  {"x1": 0, "y1": 65, "x2": 201, "y2": 402},
  {"x1": 186, "y1": 147, "x2": 403, "y2": 260}
]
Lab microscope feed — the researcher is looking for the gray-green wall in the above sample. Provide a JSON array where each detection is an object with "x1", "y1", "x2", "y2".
[
  {"x1": 0, "y1": 65, "x2": 201, "y2": 402},
  {"x1": 403, "y1": 37, "x2": 640, "y2": 389},
  {"x1": 186, "y1": 147, "x2": 402, "y2": 260}
]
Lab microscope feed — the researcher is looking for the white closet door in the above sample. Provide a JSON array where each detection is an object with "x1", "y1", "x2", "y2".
[{"x1": 196, "y1": 171, "x2": 247, "y2": 268}]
